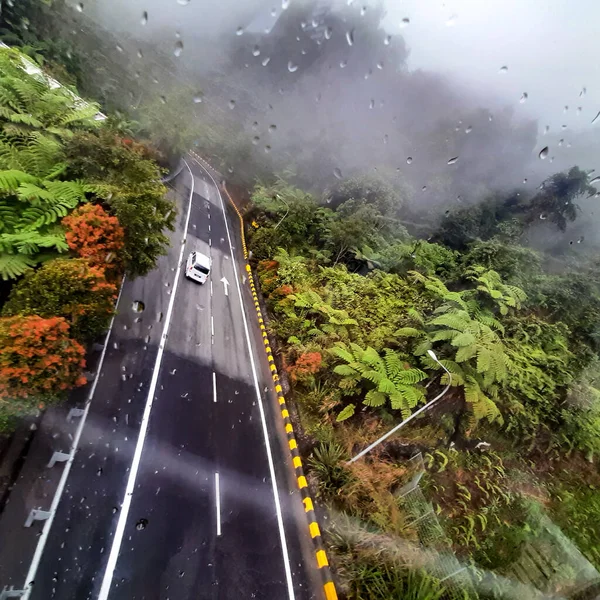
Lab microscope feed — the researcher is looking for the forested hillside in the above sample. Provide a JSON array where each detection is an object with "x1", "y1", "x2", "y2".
[
  {"x1": 247, "y1": 172, "x2": 600, "y2": 598},
  {"x1": 0, "y1": 47, "x2": 173, "y2": 431}
]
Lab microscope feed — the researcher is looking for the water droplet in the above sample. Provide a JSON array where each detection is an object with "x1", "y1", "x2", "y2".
[
  {"x1": 193, "y1": 93, "x2": 202, "y2": 103},
  {"x1": 287, "y1": 61, "x2": 298, "y2": 72},
  {"x1": 76, "y1": 2, "x2": 83, "y2": 12},
  {"x1": 177, "y1": 0, "x2": 190, "y2": 4},
  {"x1": 400, "y1": 17, "x2": 410, "y2": 28},
  {"x1": 377, "y1": 61, "x2": 383, "y2": 70},
  {"x1": 264, "y1": 145, "x2": 271, "y2": 153},
  {"x1": 236, "y1": 26, "x2": 244, "y2": 36},
  {"x1": 406, "y1": 157, "x2": 413, "y2": 164},
  {"x1": 252, "y1": 136, "x2": 260, "y2": 145},
  {"x1": 136, "y1": 518, "x2": 148, "y2": 531},
  {"x1": 384, "y1": 34, "x2": 392, "y2": 46},
  {"x1": 520, "y1": 92, "x2": 528, "y2": 103},
  {"x1": 268, "y1": 124, "x2": 277, "y2": 133},
  {"x1": 561, "y1": 124, "x2": 567, "y2": 129},
  {"x1": 333, "y1": 167, "x2": 343, "y2": 179},
  {"x1": 447, "y1": 156, "x2": 459, "y2": 165},
  {"x1": 538, "y1": 146, "x2": 549, "y2": 159},
  {"x1": 116, "y1": 44, "x2": 123, "y2": 52},
  {"x1": 271, "y1": 7, "x2": 277, "y2": 16},
  {"x1": 282, "y1": 0, "x2": 290, "y2": 9},
  {"x1": 590, "y1": 176, "x2": 600, "y2": 185},
  {"x1": 465, "y1": 125, "x2": 473, "y2": 134},
  {"x1": 360, "y1": 5, "x2": 367, "y2": 16},
  {"x1": 228, "y1": 99, "x2": 236, "y2": 109},
  {"x1": 174, "y1": 40, "x2": 183, "y2": 57},
  {"x1": 339, "y1": 59, "x2": 347, "y2": 68},
  {"x1": 252, "y1": 45, "x2": 260, "y2": 57},
  {"x1": 346, "y1": 29, "x2": 354, "y2": 46},
  {"x1": 262, "y1": 56, "x2": 271, "y2": 66},
  {"x1": 369, "y1": 98, "x2": 375, "y2": 109},
  {"x1": 544, "y1": 125, "x2": 550, "y2": 134},
  {"x1": 422, "y1": 186, "x2": 427, "y2": 192},
  {"x1": 140, "y1": 11, "x2": 148, "y2": 25},
  {"x1": 499, "y1": 65, "x2": 508, "y2": 73},
  {"x1": 523, "y1": 178, "x2": 528, "y2": 184},
  {"x1": 446, "y1": 14, "x2": 457, "y2": 26},
  {"x1": 539, "y1": 213, "x2": 547, "y2": 220},
  {"x1": 558, "y1": 138, "x2": 564, "y2": 146},
  {"x1": 592, "y1": 111, "x2": 600, "y2": 124},
  {"x1": 132, "y1": 300, "x2": 145, "y2": 313}
]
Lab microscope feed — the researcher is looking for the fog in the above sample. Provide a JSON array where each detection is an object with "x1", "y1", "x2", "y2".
[{"x1": 36, "y1": 0, "x2": 600, "y2": 249}]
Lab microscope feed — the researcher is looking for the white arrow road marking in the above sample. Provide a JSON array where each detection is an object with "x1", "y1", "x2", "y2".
[{"x1": 220, "y1": 276, "x2": 230, "y2": 296}]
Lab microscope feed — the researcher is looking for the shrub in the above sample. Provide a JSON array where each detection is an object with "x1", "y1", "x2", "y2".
[
  {"x1": 62, "y1": 204, "x2": 125, "y2": 278},
  {"x1": 288, "y1": 351, "x2": 322, "y2": 383},
  {"x1": 0, "y1": 315, "x2": 86, "y2": 404},
  {"x1": 2, "y1": 258, "x2": 116, "y2": 343}
]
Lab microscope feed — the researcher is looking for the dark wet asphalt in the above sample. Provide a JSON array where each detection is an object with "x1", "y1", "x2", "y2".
[{"x1": 0, "y1": 165, "x2": 318, "y2": 600}]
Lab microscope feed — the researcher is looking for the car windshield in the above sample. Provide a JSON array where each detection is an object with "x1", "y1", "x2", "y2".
[{"x1": 2, "y1": 2, "x2": 600, "y2": 600}]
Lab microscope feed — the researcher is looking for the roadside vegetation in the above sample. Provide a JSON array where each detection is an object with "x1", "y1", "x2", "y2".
[
  {"x1": 247, "y1": 171, "x2": 600, "y2": 598},
  {"x1": 0, "y1": 47, "x2": 174, "y2": 431}
]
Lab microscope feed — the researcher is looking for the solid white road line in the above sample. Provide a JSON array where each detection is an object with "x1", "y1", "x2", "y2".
[
  {"x1": 97, "y1": 160, "x2": 195, "y2": 600},
  {"x1": 210, "y1": 280, "x2": 213, "y2": 296},
  {"x1": 21, "y1": 277, "x2": 126, "y2": 599},
  {"x1": 209, "y1": 224, "x2": 211, "y2": 232},
  {"x1": 211, "y1": 315, "x2": 214, "y2": 337},
  {"x1": 213, "y1": 372, "x2": 217, "y2": 403},
  {"x1": 195, "y1": 159, "x2": 296, "y2": 600},
  {"x1": 215, "y1": 472, "x2": 221, "y2": 536}
]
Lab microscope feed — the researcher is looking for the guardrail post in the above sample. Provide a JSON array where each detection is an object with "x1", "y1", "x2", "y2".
[
  {"x1": 66, "y1": 408, "x2": 85, "y2": 423},
  {"x1": 47, "y1": 451, "x2": 70, "y2": 468},
  {"x1": 0, "y1": 586, "x2": 26, "y2": 599},
  {"x1": 24, "y1": 508, "x2": 52, "y2": 528}
]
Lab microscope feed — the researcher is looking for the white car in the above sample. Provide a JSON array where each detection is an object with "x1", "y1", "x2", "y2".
[{"x1": 185, "y1": 251, "x2": 211, "y2": 284}]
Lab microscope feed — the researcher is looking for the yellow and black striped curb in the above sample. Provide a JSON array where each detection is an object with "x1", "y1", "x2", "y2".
[{"x1": 245, "y1": 264, "x2": 337, "y2": 600}]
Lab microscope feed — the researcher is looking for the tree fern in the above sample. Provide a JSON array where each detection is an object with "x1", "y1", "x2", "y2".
[{"x1": 0, "y1": 253, "x2": 36, "y2": 280}]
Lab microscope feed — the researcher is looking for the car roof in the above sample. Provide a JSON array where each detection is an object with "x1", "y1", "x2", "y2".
[{"x1": 192, "y1": 251, "x2": 210, "y2": 268}]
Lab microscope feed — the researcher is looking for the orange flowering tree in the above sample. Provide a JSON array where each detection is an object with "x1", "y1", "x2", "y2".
[
  {"x1": 62, "y1": 204, "x2": 125, "y2": 277},
  {"x1": 2, "y1": 259, "x2": 116, "y2": 343},
  {"x1": 288, "y1": 351, "x2": 322, "y2": 384},
  {"x1": 0, "y1": 316, "x2": 86, "y2": 430}
]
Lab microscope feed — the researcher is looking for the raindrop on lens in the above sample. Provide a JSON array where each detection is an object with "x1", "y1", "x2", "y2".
[
  {"x1": 369, "y1": 98, "x2": 375, "y2": 109},
  {"x1": 339, "y1": 59, "x2": 347, "y2": 68},
  {"x1": 262, "y1": 57, "x2": 271, "y2": 66},
  {"x1": 228, "y1": 99, "x2": 236, "y2": 109},
  {"x1": 264, "y1": 145, "x2": 272, "y2": 153},
  {"x1": 325, "y1": 26, "x2": 333, "y2": 40},
  {"x1": 288, "y1": 61, "x2": 298, "y2": 72},
  {"x1": 268, "y1": 124, "x2": 277, "y2": 132},
  {"x1": 520, "y1": 92, "x2": 528, "y2": 103},
  {"x1": 252, "y1": 136, "x2": 260, "y2": 145},
  {"x1": 406, "y1": 156, "x2": 413, "y2": 164},
  {"x1": 384, "y1": 35, "x2": 391, "y2": 45},
  {"x1": 141, "y1": 11, "x2": 148, "y2": 25},
  {"x1": 377, "y1": 61, "x2": 383, "y2": 70},
  {"x1": 447, "y1": 156, "x2": 459, "y2": 165},
  {"x1": 400, "y1": 18, "x2": 410, "y2": 28},
  {"x1": 346, "y1": 29, "x2": 354, "y2": 45},
  {"x1": 446, "y1": 14, "x2": 457, "y2": 26},
  {"x1": 499, "y1": 65, "x2": 508, "y2": 73},
  {"x1": 176, "y1": 0, "x2": 190, "y2": 4},
  {"x1": 76, "y1": 2, "x2": 83, "y2": 12},
  {"x1": 333, "y1": 167, "x2": 343, "y2": 179},
  {"x1": 193, "y1": 93, "x2": 202, "y2": 103},
  {"x1": 539, "y1": 146, "x2": 549, "y2": 159},
  {"x1": 282, "y1": 0, "x2": 290, "y2": 9},
  {"x1": 236, "y1": 26, "x2": 244, "y2": 36},
  {"x1": 252, "y1": 45, "x2": 260, "y2": 56},
  {"x1": 174, "y1": 41, "x2": 183, "y2": 57}
]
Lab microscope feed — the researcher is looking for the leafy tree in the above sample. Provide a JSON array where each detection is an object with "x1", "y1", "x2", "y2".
[
  {"x1": 62, "y1": 203, "x2": 124, "y2": 277},
  {"x1": 526, "y1": 166, "x2": 594, "y2": 231},
  {"x1": 329, "y1": 172, "x2": 406, "y2": 216},
  {"x1": 0, "y1": 315, "x2": 86, "y2": 401},
  {"x1": 330, "y1": 342, "x2": 427, "y2": 421},
  {"x1": 2, "y1": 258, "x2": 116, "y2": 343},
  {"x1": 64, "y1": 131, "x2": 175, "y2": 277}
]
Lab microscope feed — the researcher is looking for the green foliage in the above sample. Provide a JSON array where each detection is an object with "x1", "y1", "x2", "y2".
[
  {"x1": 2, "y1": 258, "x2": 116, "y2": 343},
  {"x1": 307, "y1": 442, "x2": 352, "y2": 496},
  {"x1": 330, "y1": 342, "x2": 427, "y2": 419},
  {"x1": 64, "y1": 131, "x2": 175, "y2": 277},
  {"x1": 0, "y1": 47, "x2": 103, "y2": 276}
]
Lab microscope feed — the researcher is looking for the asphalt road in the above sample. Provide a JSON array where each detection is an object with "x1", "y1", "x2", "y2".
[{"x1": 0, "y1": 162, "x2": 318, "y2": 599}]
